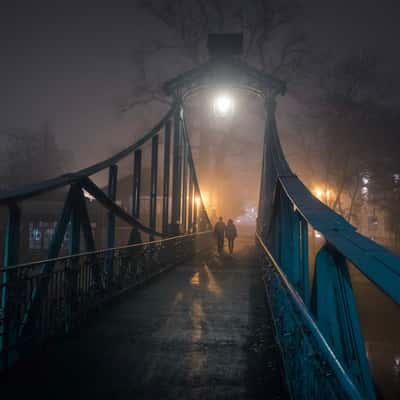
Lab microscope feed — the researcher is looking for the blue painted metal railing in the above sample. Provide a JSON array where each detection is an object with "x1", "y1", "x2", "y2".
[
  {"x1": 257, "y1": 233, "x2": 363, "y2": 400},
  {"x1": 0, "y1": 231, "x2": 213, "y2": 369},
  {"x1": 0, "y1": 102, "x2": 212, "y2": 370},
  {"x1": 257, "y1": 95, "x2": 400, "y2": 399}
]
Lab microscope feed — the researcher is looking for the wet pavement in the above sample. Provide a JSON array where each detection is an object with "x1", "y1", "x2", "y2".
[{"x1": 2, "y1": 237, "x2": 288, "y2": 399}]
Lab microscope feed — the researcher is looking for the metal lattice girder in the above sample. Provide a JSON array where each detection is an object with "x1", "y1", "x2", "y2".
[{"x1": 311, "y1": 245, "x2": 376, "y2": 399}]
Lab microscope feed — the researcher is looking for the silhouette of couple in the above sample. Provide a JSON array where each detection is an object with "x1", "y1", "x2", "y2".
[{"x1": 214, "y1": 216, "x2": 237, "y2": 255}]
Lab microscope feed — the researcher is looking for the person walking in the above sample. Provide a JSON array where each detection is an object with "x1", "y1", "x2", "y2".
[
  {"x1": 225, "y1": 219, "x2": 237, "y2": 255},
  {"x1": 214, "y1": 216, "x2": 226, "y2": 254}
]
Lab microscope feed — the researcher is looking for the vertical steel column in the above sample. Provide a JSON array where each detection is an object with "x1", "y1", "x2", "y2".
[
  {"x1": 299, "y1": 216, "x2": 309, "y2": 306},
  {"x1": 171, "y1": 106, "x2": 183, "y2": 233},
  {"x1": 2, "y1": 203, "x2": 20, "y2": 267},
  {"x1": 150, "y1": 135, "x2": 159, "y2": 238},
  {"x1": 188, "y1": 172, "x2": 194, "y2": 233},
  {"x1": 0, "y1": 203, "x2": 20, "y2": 369},
  {"x1": 132, "y1": 149, "x2": 142, "y2": 218},
  {"x1": 68, "y1": 185, "x2": 81, "y2": 256},
  {"x1": 65, "y1": 184, "x2": 81, "y2": 333},
  {"x1": 181, "y1": 140, "x2": 188, "y2": 233},
  {"x1": 162, "y1": 121, "x2": 171, "y2": 233},
  {"x1": 193, "y1": 190, "x2": 198, "y2": 233},
  {"x1": 106, "y1": 165, "x2": 118, "y2": 281}
]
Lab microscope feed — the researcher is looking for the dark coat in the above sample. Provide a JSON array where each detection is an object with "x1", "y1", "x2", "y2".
[
  {"x1": 214, "y1": 221, "x2": 226, "y2": 238},
  {"x1": 225, "y1": 223, "x2": 237, "y2": 240}
]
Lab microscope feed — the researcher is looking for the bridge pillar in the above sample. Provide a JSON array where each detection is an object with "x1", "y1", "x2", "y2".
[{"x1": 171, "y1": 105, "x2": 183, "y2": 233}]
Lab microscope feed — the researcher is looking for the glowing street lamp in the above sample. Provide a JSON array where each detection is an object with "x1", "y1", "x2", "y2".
[{"x1": 213, "y1": 93, "x2": 234, "y2": 118}]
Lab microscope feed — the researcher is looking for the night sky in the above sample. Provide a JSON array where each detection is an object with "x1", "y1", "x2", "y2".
[{"x1": 1, "y1": 1, "x2": 400, "y2": 171}]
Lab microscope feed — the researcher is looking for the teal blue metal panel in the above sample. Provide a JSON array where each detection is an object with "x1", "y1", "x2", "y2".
[
  {"x1": 299, "y1": 214, "x2": 309, "y2": 307},
  {"x1": 311, "y1": 245, "x2": 375, "y2": 399}
]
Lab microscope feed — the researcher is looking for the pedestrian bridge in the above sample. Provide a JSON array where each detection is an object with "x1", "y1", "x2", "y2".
[{"x1": 1, "y1": 36, "x2": 400, "y2": 399}]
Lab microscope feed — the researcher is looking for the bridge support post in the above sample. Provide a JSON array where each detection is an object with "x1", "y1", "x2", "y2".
[
  {"x1": 106, "y1": 165, "x2": 118, "y2": 284},
  {"x1": 181, "y1": 141, "x2": 188, "y2": 233},
  {"x1": 193, "y1": 189, "x2": 198, "y2": 233},
  {"x1": 65, "y1": 184, "x2": 81, "y2": 333},
  {"x1": 162, "y1": 121, "x2": 171, "y2": 233},
  {"x1": 188, "y1": 172, "x2": 194, "y2": 233},
  {"x1": 299, "y1": 215, "x2": 309, "y2": 306},
  {"x1": 132, "y1": 149, "x2": 141, "y2": 218},
  {"x1": 278, "y1": 186, "x2": 298, "y2": 283},
  {"x1": 129, "y1": 150, "x2": 142, "y2": 245},
  {"x1": 171, "y1": 106, "x2": 183, "y2": 233},
  {"x1": 311, "y1": 244, "x2": 375, "y2": 399},
  {"x1": 0, "y1": 203, "x2": 20, "y2": 370},
  {"x1": 150, "y1": 135, "x2": 159, "y2": 240}
]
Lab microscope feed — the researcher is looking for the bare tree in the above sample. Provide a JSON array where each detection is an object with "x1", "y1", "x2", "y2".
[{"x1": 121, "y1": 0, "x2": 307, "y2": 112}]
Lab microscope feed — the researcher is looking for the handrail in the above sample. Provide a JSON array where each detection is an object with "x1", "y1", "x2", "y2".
[
  {"x1": 256, "y1": 232, "x2": 364, "y2": 400},
  {"x1": 278, "y1": 175, "x2": 400, "y2": 305},
  {"x1": 0, "y1": 230, "x2": 213, "y2": 272},
  {"x1": 0, "y1": 103, "x2": 177, "y2": 205}
]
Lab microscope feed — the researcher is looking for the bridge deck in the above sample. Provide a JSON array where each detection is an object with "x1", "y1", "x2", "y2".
[{"x1": 2, "y1": 238, "x2": 288, "y2": 399}]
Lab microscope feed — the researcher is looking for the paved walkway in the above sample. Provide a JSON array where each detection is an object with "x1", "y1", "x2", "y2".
[{"x1": 3, "y1": 237, "x2": 288, "y2": 399}]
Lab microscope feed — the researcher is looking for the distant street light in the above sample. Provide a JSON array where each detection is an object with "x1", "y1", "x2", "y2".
[{"x1": 213, "y1": 93, "x2": 234, "y2": 118}]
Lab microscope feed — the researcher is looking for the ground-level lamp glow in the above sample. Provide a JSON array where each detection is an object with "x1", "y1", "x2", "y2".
[{"x1": 213, "y1": 93, "x2": 234, "y2": 118}]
